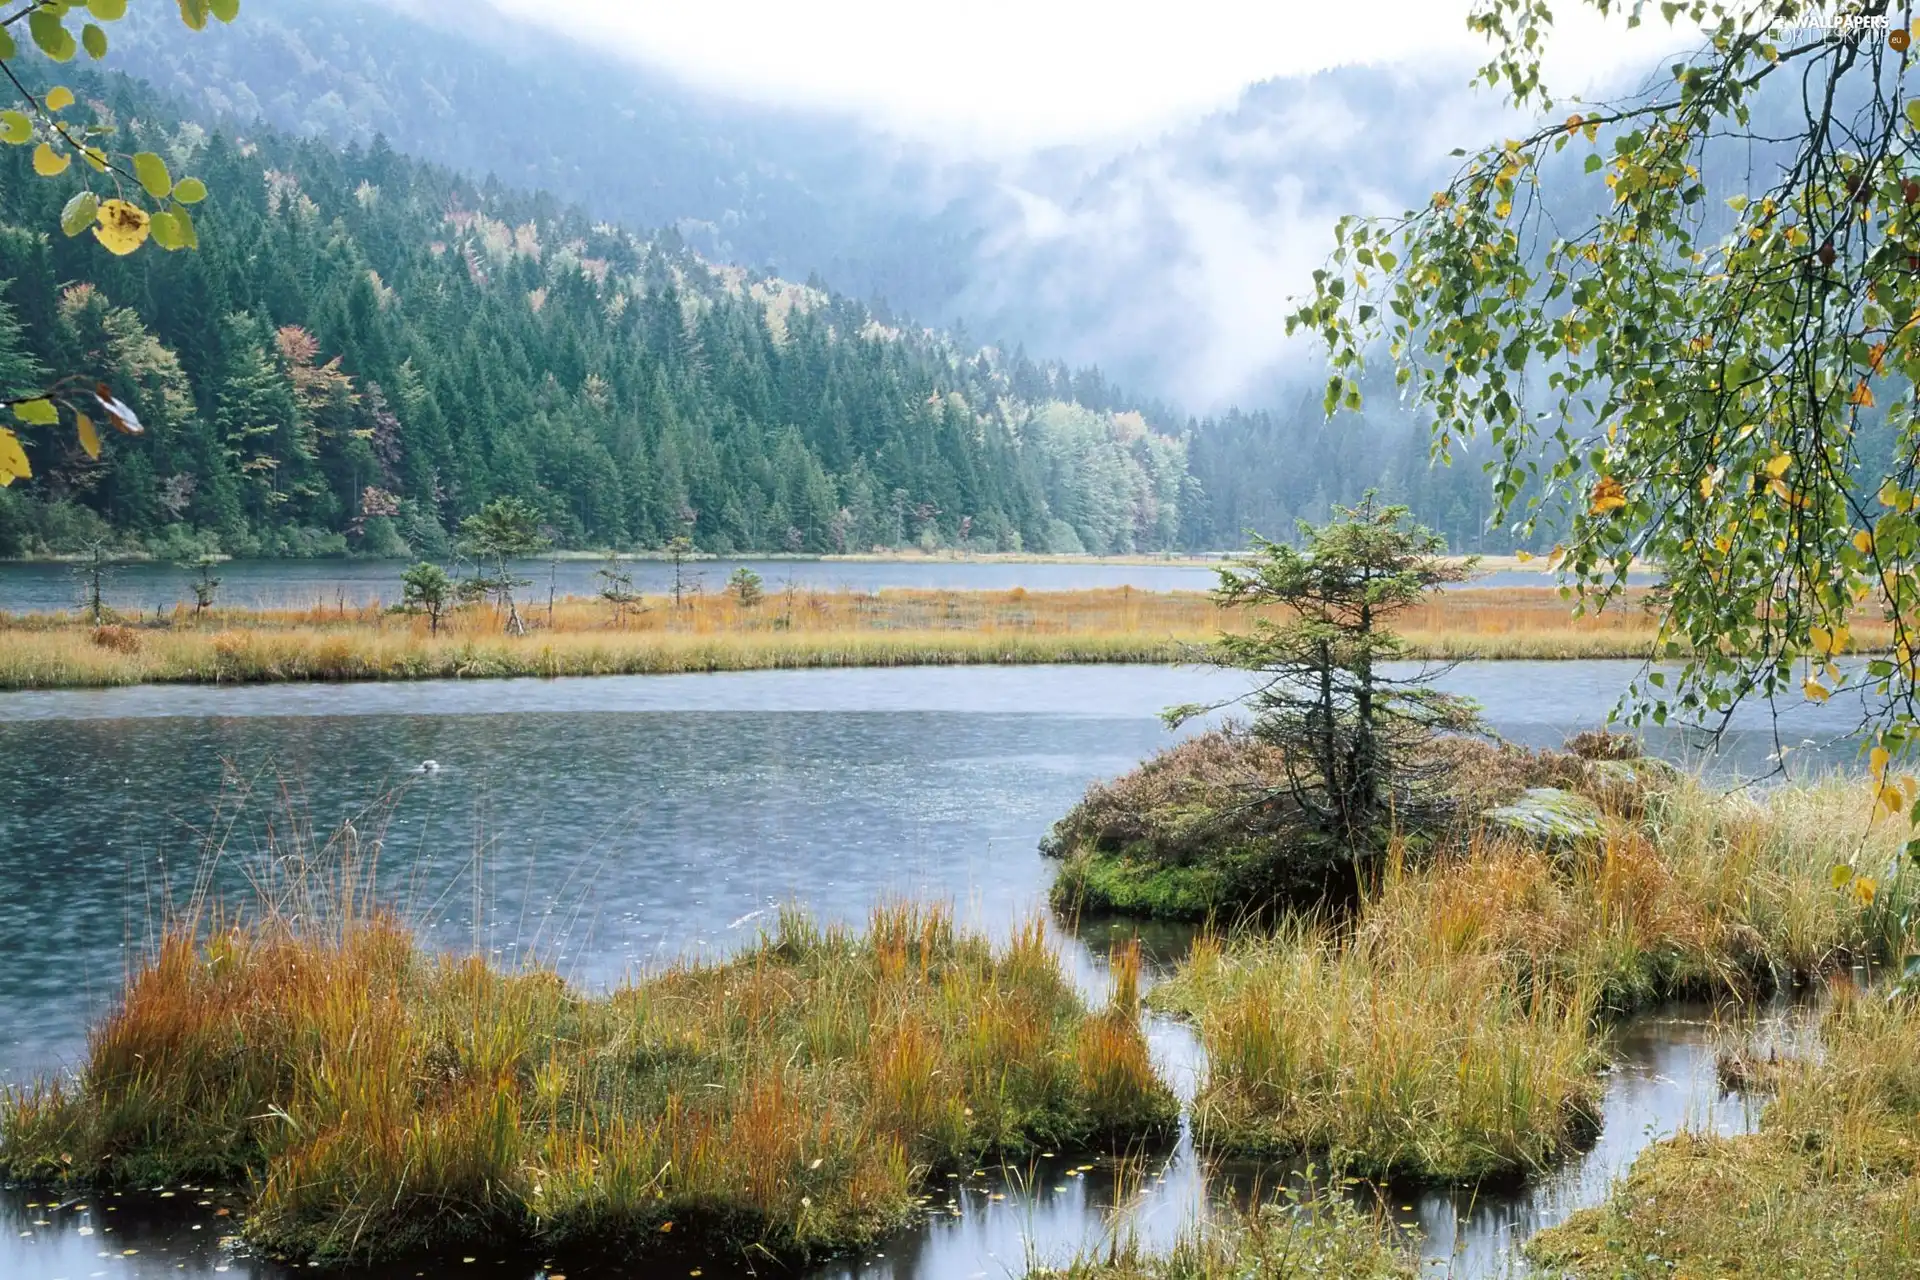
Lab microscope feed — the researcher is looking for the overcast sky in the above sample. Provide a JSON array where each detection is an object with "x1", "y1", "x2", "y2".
[{"x1": 477, "y1": 0, "x2": 1692, "y2": 150}]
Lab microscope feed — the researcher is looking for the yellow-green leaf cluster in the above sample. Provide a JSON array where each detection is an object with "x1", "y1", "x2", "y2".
[{"x1": 0, "y1": 0, "x2": 238, "y2": 254}]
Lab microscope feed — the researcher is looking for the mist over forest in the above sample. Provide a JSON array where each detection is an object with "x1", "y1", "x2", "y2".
[{"x1": 0, "y1": 0, "x2": 1619, "y2": 557}]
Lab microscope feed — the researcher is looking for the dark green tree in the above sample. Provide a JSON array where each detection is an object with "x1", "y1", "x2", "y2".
[
  {"x1": 458, "y1": 497, "x2": 544, "y2": 634},
  {"x1": 728, "y1": 565, "x2": 764, "y2": 608},
  {"x1": 399, "y1": 560, "x2": 453, "y2": 635},
  {"x1": 1177, "y1": 495, "x2": 1480, "y2": 848}
]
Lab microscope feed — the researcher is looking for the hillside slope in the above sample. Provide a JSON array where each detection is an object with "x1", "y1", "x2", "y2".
[{"x1": 0, "y1": 71, "x2": 1189, "y2": 560}]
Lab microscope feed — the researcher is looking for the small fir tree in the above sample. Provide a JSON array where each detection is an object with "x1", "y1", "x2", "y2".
[
  {"x1": 728, "y1": 566, "x2": 764, "y2": 608},
  {"x1": 399, "y1": 561, "x2": 453, "y2": 635},
  {"x1": 457, "y1": 497, "x2": 545, "y2": 634},
  {"x1": 1174, "y1": 493, "x2": 1481, "y2": 849}
]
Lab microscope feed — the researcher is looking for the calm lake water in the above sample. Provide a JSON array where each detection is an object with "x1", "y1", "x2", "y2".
[
  {"x1": 0, "y1": 661, "x2": 1859, "y2": 1279},
  {"x1": 0, "y1": 556, "x2": 1600, "y2": 614}
]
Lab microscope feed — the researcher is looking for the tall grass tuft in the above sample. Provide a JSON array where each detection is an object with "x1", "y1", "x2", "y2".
[
  {"x1": 1158, "y1": 923, "x2": 1602, "y2": 1180},
  {"x1": 1, "y1": 888, "x2": 1177, "y2": 1265},
  {"x1": 1151, "y1": 774, "x2": 1916, "y2": 1181}
]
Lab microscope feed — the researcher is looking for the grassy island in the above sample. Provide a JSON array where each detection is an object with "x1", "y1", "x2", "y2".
[
  {"x1": 1050, "y1": 724, "x2": 1913, "y2": 1183},
  {"x1": 0, "y1": 583, "x2": 1724, "y2": 690},
  {"x1": 0, "y1": 902, "x2": 1175, "y2": 1266}
]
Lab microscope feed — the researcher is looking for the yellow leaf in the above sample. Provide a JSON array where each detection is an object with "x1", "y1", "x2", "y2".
[
  {"x1": 32, "y1": 143, "x2": 70, "y2": 176},
  {"x1": 1851, "y1": 380, "x2": 1877, "y2": 408},
  {"x1": 1699, "y1": 469, "x2": 1716, "y2": 500},
  {"x1": 44, "y1": 86, "x2": 74, "y2": 113},
  {"x1": 1810, "y1": 625, "x2": 1833, "y2": 654},
  {"x1": 1515, "y1": 549, "x2": 1533, "y2": 562},
  {"x1": 1766, "y1": 453, "x2": 1792, "y2": 478},
  {"x1": 75, "y1": 411, "x2": 99, "y2": 459},
  {"x1": 0, "y1": 427, "x2": 28, "y2": 486},
  {"x1": 1870, "y1": 342, "x2": 1889, "y2": 372},
  {"x1": 1589, "y1": 476, "x2": 1627, "y2": 514},
  {"x1": 1871, "y1": 745, "x2": 1891, "y2": 778},
  {"x1": 1803, "y1": 677, "x2": 1830, "y2": 703},
  {"x1": 1833, "y1": 624, "x2": 1852, "y2": 652},
  {"x1": 1855, "y1": 530, "x2": 1875, "y2": 554},
  {"x1": 1853, "y1": 874, "x2": 1878, "y2": 906},
  {"x1": 91, "y1": 199, "x2": 150, "y2": 256}
]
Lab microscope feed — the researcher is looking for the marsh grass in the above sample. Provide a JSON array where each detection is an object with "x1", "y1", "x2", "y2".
[
  {"x1": 1526, "y1": 982, "x2": 1920, "y2": 1278},
  {"x1": 0, "y1": 840, "x2": 1177, "y2": 1265},
  {"x1": 1147, "y1": 775, "x2": 1915, "y2": 1182},
  {"x1": 0, "y1": 585, "x2": 1709, "y2": 689},
  {"x1": 1025, "y1": 1183, "x2": 1417, "y2": 1279},
  {"x1": 1157, "y1": 924, "x2": 1604, "y2": 1180}
]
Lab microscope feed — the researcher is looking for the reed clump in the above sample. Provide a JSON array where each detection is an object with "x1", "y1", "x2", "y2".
[
  {"x1": 1527, "y1": 983, "x2": 1920, "y2": 1278},
  {"x1": 0, "y1": 903, "x2": 1176, "y2": 1265},
  {"x1": 1141, "y1": 773, "x2": 1912, "y2": 1182},
  {"x1": 1156, "y1": 924, "x2": 1604, "y2": 1180},
  {"x1": 1364, "y1": 776, "x2": 1914, "y2": 1014},
  {"x1": 0, "y1": 585, "x2": 1725, "y2": 690}
]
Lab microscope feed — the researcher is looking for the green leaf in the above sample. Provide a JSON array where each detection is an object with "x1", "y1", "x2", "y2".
[
  {"x1": 148, "y1": 209, "x2": 187, "y2": 251},
  {"x1": 172, "y1": 176, "x2": 208, "y2": 204},
  {"x1": 1908, "y1": 100, "x2": 1920, "y2": 132},
  {"x1": 0, "y1": 111, "x2": 30, "y2": 146},
  {"x1": 81, "y1": 23, "x2": 107, "y2": 59},
  {"x1": 60, "y1": 190, "x2": 99, "y2": 237},
  {"x1": 208, "y1": 0, "x2": 240, "y2": 21},
  {"x1": 87, "y1": 0, "x2": 130, "y2": 18},
  {"x1": 175, "y1": 0, "x2": 211, "y2": 30},
  {"x1": 0, "y1": 26, "x2": 15, "y2": 60},
  {"x1": 132, "y1": 151, "x2": 172, "y2": 199},
  {"x1": 173, "y1": 206, "x2": 198, "y2": 249},
  {"x1": 29, "y1": 11, "x2": 78, "y2": 62},
  {"x1": 13, "y1": 398, "x2": 58, "y2": 426}
]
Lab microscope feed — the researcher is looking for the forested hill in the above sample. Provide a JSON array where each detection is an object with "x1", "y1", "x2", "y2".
[{"x1": 0, "y1": 71, "x2": 1193, "y2": 561}]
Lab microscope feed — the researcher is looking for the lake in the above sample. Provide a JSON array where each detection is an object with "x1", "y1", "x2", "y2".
[
  {"x1": 0, "y1": 556, "x2": 1607, "y2": 614},
  {"x1": 0, "y1": 660, "x2": 1861, "y2": 1279}
]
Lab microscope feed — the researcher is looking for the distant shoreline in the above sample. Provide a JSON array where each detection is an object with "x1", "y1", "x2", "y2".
[
  {"x1": 0, "y1": 583, "x2": 1695, "y2": 691},
  {"x1": 0, "y1": 548, "x2": 1572, "y2": 575}
]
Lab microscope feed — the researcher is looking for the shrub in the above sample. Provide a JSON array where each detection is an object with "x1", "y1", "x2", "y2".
[{"x1": 89, "y1": 623, "x2": 140, "y2": 653}]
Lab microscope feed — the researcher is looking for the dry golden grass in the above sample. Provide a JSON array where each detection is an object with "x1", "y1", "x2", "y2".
[
  {"x1": 1, "y1": 889, "x2": 1176, "y2": 1265},
  {"x1": 1147, "y1": 776, "x2": 1916, "y2": 1182},
  {"x1": 0, "y1": 585, "x2": 1717, "y2": 688},
  {"x1": 1157, "y1": 923, "x2": 1604, "y2": 1180}
]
